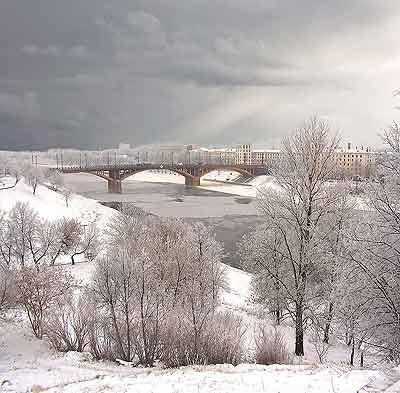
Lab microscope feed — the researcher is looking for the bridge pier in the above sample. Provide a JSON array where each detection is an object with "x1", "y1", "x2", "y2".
[
  {"x1": 185, "y1": 176, "x2": 201, "y2": 186},
  {"x1": 108, "y1": 179, "x2": 122, "y2": 193}
]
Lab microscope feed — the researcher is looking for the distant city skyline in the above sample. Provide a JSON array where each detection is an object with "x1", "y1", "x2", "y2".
[{"x1": 1, "y1": 1, "x2": 399, "y2": 150}]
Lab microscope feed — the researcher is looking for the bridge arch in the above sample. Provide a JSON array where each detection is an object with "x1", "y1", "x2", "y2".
[
  {"x1": 119, "y1": 167, "x2": 193, "y2": 182},
  {"x1": 120, "y1": 166, "x2": 199, "y2": 186},
  {"x1": 59, "y1": 163, "x2": 262, "y2": 193},
  {"x1": 198, "y1": 166, "x2": 254, "y2": 179},
  {"x1": 60, "y1": 169, "x2": 112, "y2": 182}
]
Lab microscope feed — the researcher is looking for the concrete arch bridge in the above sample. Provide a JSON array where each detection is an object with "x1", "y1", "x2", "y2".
[{"x1": 59, "y1": 163, "x2": 268, "y2": 193}]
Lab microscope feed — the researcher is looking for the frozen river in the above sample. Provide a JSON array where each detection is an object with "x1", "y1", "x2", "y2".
[{"x1": 63, "y1": 173, "x2": 263, "y2": 267}]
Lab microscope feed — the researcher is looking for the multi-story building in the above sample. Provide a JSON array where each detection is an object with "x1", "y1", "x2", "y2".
[
  {"x1": 234, "y1": 142, "x2": 376, "y2": 178},
  {"x1": 252, "y1": 149, "x2": 281, "y2": 167},
  {"x1": 235, "y1": 144, "x2": 253, "y2": 165},
  {"x1": 333, "y1": 144, "x2": 376, "y2": 179}
]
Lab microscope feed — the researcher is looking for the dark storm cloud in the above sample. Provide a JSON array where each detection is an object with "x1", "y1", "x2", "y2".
[{"x1": 0, "y1": 0, "x2": 399, "y2": 150}]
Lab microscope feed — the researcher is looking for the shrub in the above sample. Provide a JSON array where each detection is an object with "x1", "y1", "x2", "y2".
[
  {"x1": 16, "y1": 266, "x2": 75, "y2": 339},
  {"x1": 255, "y1": 324, "x2": 292, "y2": 365},
  {"x1": 160, "y1": 311, "x2": 246, "y2": 368},
  {"x1": 203, "y1": 312, "x2": 246, "y2": 366},
  {"x1": 0, "y1": 265, "x2": 15, "y2": 315},
  {"x1": 45, "y1": 293, "x2": 91, "y2": 352},
  {"x1": 159, "y1": 311, "x2": 195, "y2": 368}
]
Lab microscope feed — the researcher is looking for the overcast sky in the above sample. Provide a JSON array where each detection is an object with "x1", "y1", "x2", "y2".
[{"x1": 0, "y1": 1, "x2": 399, "y2": 150}]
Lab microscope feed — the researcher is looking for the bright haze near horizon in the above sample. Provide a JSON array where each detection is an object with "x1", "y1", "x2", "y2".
[{"x1": 0, "y1": 1, "x2": 399, "y2": 151}]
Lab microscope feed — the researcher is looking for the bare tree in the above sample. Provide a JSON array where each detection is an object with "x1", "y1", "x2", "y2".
[
  {"x1": 345, "y1": 122, "x2": 400, "y2": 362},
  {"x1": 0, "y1": 265, "x2": 15, "y2": 315},
  {"x1": 255, "y1": 117, "x2": 340, "y2": 356},
  {"x1": 16, "y1": 266, "x2": 75, "y2": 339},
  {"x1": 92, "y1": 210, "x2": 226, "y2": 366},
  {"x1": 61, "y1": 188, "x2": 72, "y2": 207},
  {"x1": 26, "y1": 165, "x2": 44, "y2": 195},
  {"x1": 46, "y1": 170, "x2": 64, "y2": 191},
  {"x1": 179, "y1": 222, "x2": 225, "y2": 362},
  {"x1": 8, "y1": 202, "x2": 38, "y2": 267},
  {"x1": 68, "y1": 220, "x2": 98, "y2": 265},
  {"x1": 45, "y1": 292, "x2": 91, "y2": 352},
  {"x1": 0, "y1": 211, "x2": 14, "y2": 267},
  {"x1": 240, "y1": 225, "x2": 288, "y2": 325},
  {"x1": 316, "y1": 188, "x2": 355, "y2": 344},
  {"x1": 309, "y1": 318, "x2": 331, "y2": 363}
]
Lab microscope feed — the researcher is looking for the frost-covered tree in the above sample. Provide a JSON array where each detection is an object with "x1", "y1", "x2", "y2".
[
  {"x1": 346, "y1": 121, "x2": 400, "y2": 361},
  {"x1": 315, "y1": 188, "x2": 355, "y2": 344},
  {"x1": 0, "y1": 264, "x2": 15, "y2": 315},
  {"x1": 179, "y1": 222, "x2": 225, "y2": 360},
  {"x1": 26, "y1": 165, "x2": 44, "y2": 195},
  {"x1": 0, "y1": 210, "x2": 14, "y2": 267},
  {"x1": 0, "y1": 203, "x2": 72, "y2": 269},
  {"x1": 16, "y1": 266, "x2": 75, "y2": 339},
  {"x1": 91, "y1": 209, "x2": 225, "y2": 366},
  {"x1": 61, "y1": 188, "x2": 72, "y2": 207},
  {"x1": 68, "y1": 220, "x2": 98, "y2": 265},
  {"x1": 252, "y1": 117, "x2": 341, "y2": 356},
  {"x1": 46, "y1": 170, "x2": 64, "y2": 191},
  {"x1": 8, "y1": 202, "x2": 38, "y2": 267},
  {"x1": 240, "y1": 225, "x2": 288, "y2": 325}
]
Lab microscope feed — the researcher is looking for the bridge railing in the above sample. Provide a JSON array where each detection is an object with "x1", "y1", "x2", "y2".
[
  {"x1": 59, "y1": 162, "x2": 269, "y2": 169},
  {"x1": 54, "y1": 150, "x2": 243, "y2": 170}
]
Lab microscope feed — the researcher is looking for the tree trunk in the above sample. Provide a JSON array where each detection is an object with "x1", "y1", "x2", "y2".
[
  {"x1": 295, "y1": 303, "x2": 304, "y2": 356},
  {"x1": 323, "y1": 302, "x2": 334, "y2": 344},
  {"x1": 275, "y1": 309, "x2": 281, "y2": 325},
  {"x1": 350, "y1": 337, "x2": 355, "y2": 366}
]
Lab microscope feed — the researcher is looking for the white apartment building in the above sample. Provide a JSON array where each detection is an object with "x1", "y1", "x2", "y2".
[
  {"x1": 235, "y1": 144, "x2": 253, "y2": 165},
  {"x1": 234, "y1": 143, "x2": 376, "y2": 178},
  {"x1": 333, "y1": 144, "x2": 376, "y2": 178}
]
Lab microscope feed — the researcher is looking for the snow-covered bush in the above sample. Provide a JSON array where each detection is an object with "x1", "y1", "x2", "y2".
[
  {"x1": 255, "y1": 324, "x2": 292, "y2": 365},
  {"x1": 45, "y1": 293, "x2": 91, "y2": 352},
  {"x1": 26, "y1": 165, "x2": 44, "y2": 195},
  {"x1": 0, "y1": 265, "x2": 15, "y2": 315},
  {"x1": 201, "y1": 311, "x2": 247, "y2": 366},
  {"x1": 160, "y1": 311, "x2": 246, "y2": 368},
  {"x1": 2, "y1": 202, "x2": 62, "y2": 268},
  {"x1": 46, "y1": 170, "x2": 64, "y2": 191},
  {"x1": 90, "y1": 210, "x2": 226, "y2": 367},
  {"x1": 16, "y1": 266, "x2": 75, "y2": 339},
  {"x1": 309, "y1": 320, "x2": 331, "y2": 364}
]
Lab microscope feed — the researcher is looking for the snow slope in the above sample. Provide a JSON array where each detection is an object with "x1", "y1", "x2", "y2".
[
  {"x1": 0, "y1": 178, "x2": 116, "y2": 227},
  {"x1": 1, "y1": 177, "x2": 400, "y2": 393},
  {"x1": 124, "y1": 170, "x2": 278, "y2": 198},
  {"x1": 199, "y1": 175, "x2": 279, "y2": 198}
]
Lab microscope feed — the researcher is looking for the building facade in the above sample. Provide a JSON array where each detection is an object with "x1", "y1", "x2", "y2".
[
  {"x1": 234, "y1": 143, "x2": 376, "y2": 178},
  {"x1": 235, "y1": 144, "x2": 253, "y2": 165},
  {"x1": 333, "y1": 145, "x2": 376, "y2": 178}
]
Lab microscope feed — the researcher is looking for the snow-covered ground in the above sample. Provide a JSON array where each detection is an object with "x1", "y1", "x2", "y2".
[
  {"x1": 1, "y1": 313, "x2": 398, "y2": 393},
  {"x1": 1, "y1": 177, "x2": 399, "y2": 392},
  {"x1": 126, "y1": 170, "x2": 242, "y2": 185},
  {"x1": 201, "y1": 175, "x2": 278, "y2": 198},
  {"x1": 0, "y1": 178, "x2": 115, "y2": 227},
  {"x1": 126, "y1": 170, "x2": 278, "y2": 198}
]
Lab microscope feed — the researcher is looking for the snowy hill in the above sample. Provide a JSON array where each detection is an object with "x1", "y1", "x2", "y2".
[
  {"x1": 1, "y1": 177, "x2": 400, "y2": 392},
  {"x1": 0, "y1": 178, "x2": 115, "y2": 226}
]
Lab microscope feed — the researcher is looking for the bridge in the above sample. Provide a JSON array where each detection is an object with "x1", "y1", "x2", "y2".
[{"x1": 59, "y1": 163, "x2": 269, "y2": 193}]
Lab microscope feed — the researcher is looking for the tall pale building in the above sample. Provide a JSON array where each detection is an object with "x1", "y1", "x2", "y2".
[
  {"x1": 333, "y1": 144, "x2": 376, "y2": 178},
  {"x1": 235, "y1": 144, "x2": 253, "y2": 165},
  {"x1": 234, "y1": 142, "x2": 376, "y2": 178}
]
